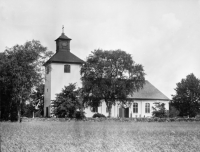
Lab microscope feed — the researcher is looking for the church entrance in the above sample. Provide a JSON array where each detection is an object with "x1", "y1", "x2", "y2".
[
  {"x1": 119, "y1": 107, "x2": 129, "y2": 118},
  {"x1": 46, "y1": 107, "x2": 48, "y2": 117},
  {"x1": 124, "y1": 108, "x2": 129, "y2": 118}
]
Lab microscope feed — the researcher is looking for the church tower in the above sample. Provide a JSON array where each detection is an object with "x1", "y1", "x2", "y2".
[{"x1": 43, "y1": 29, "x2": 84, "y2": 117}]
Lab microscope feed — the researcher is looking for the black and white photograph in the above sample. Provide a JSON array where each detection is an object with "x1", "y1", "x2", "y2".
[{"x1": 0, "y1": 0, "x2": 200, "y2": 151}]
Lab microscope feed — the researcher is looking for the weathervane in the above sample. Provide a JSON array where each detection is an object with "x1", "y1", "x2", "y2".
[{"x1": 62, "y1": 25, "x2": 64, "y2": 33}]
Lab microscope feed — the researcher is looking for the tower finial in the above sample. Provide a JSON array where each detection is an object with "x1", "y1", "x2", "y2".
[{"x1": 62, "y1": 25, "x2": 64, "y2": 34}]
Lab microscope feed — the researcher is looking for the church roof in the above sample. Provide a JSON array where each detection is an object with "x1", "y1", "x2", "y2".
[
  {"x1": 55, "y1": 33, "x2": 71, "y2": 41},
  {"x1": 130, "y1": 80, "x2": 169, "y2": 100},
  {"x1": 44, "y1": 51, "x2": 84, "y2": 66}
]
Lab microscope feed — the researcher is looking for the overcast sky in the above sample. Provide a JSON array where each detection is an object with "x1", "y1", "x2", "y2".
[{"x1": 1, "y1": 0, "x2": 200, "y2": 99}]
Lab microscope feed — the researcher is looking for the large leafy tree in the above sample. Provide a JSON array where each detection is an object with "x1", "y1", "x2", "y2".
[
  {"x1": 81, "y1": 49, "x2": 145, "y2": 117},
  {"x1": 171, "y1": 73, "x2": 200, "y2": 117},
  {"x1": 0, "y1": 40, "x2": 53, "y2": 121},
  {"x1": 52, "y1": 83, "x2": 83, "y2": 118},
  {"x1": 0, "y1": 53, "x2": 15, "y2": 120}
]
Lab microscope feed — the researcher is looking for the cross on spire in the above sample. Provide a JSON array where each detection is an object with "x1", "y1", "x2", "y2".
[{"x1": 62, "y1": 25, "x2": 64, "y2": 33}]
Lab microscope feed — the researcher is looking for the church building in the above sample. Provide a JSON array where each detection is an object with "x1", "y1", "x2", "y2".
[{"x1": 43, "y1": 31, "x2": 169, "y2": 118}]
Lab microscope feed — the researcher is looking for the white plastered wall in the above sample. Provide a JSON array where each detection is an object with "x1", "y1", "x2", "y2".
[
  {"x1": 50, "y1": 63, "x2": 82, "y2": 100},
  {"x1": 84, "y1": 100, "x2": 169, "y2": 118},
  {"x1": 44, "y1": 62, "x2": 82, "y2": 117},
  {"x1": 44, "y1": 65, "x2": 51, "y2": 117},
  {"x1": 131, "y1": 100, "x2": 169, "y2": 118},
  {"x1": 84, "y1": 101, "x2": 119, "y2": 118}
]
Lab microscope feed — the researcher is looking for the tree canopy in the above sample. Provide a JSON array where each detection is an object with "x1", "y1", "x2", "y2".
[
  {"x1": 52, "y1": 83, "x2": 84, "y2": 118},
  {"x1": 81, "y1": 49, "x2": 145, "y2": 117},
  {"x1": 171, "y1": 73, "x2": 200, "y2": 117},
  {"x1": 0, "y1": 40, "x2": 53, "y2": 121}
]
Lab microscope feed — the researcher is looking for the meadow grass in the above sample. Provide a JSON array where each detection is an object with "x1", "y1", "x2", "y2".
[{"x1": 1, "y1": 121, "x2": 200, "y2": 152}]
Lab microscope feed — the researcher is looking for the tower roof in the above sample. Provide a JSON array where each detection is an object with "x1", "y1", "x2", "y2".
[
  {"x1": 44, "y1": 31, "x2": 84, "y2": 66},
  {"x1": 130, "y1": 80, "x2": 169, "y2": 100},
  {"x1": 44, "y1": 51, "x2": 84, "y2": 66},
  {"x1": 55, "y1": 33, "x2": 72, "y2": 41}
]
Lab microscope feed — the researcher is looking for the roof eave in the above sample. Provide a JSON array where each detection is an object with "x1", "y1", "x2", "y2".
[
  {"x1": 129, "y1": 97, "x2": 170, "y2": 101},
  {"x1": 55, "y1": 38, "x2": 72, "y2": 41},
  {"x1": 43, "y1": 60, "x2": 84, "y2": 66}
]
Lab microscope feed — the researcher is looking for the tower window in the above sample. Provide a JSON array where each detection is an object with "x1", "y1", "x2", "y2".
[{"x1": 64, "y1": 64, "x2": 70, "y2": 73}]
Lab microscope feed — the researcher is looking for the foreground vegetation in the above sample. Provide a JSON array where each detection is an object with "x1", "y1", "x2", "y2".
[{"x1": 1, "y1": 121, "x2": 200, "y2": 152}]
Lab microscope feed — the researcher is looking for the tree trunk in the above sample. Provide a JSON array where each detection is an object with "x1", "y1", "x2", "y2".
[
  {"x1": 108, "y1": 107, "x2": 112, "y2": 117},
  {"x1": 107, "y1": 102, "x2": 112, "y2": 118},
  {"x1": 17, "y1": 105, "x2": 21, "y2": 123},
  {"x1": 18, "y1": 98, "x2": 22, "y2": 123}
]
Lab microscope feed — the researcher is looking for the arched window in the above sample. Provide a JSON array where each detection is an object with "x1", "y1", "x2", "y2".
[
  {"x1": 64, "y1": 64, "x2": 70, "y2": 73},
  {"x1": 145, "y1": 103, "x2": 150, "y2": 113},
  {"x1": 133, "y1": 103, "x2": 138, "y2": 113}
]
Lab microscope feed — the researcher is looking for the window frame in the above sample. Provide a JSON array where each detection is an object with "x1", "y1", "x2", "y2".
[
  {"x1": 145, "y1": 103, "x2": 150, "y2": 113},
  {"x1": 91, "y1": 106, "x2": 98, "y2": 113},
  {"x1": 64, "y1": 64, "x2": 70, "y2": 73},
  {"x1": 133, "y1": 103, "x2": 138, "y2": 113}
]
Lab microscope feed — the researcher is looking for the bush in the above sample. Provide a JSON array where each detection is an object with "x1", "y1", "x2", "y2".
[
  {"x1": 158, "y1": 118, "x2": 167, "y2": 122},
  {"x1": 92, "y1": 113, "x2": 106, "y2": 118},
  {"x1": 35, "y1": 110, "x2": 43, "y2": 117},
  {"x1": 195, "y1": 114, "x2": 200, "y2": 119},
  {"x1": 169, "y1": 106, "x2": 180, "y2": 118},
  {"x1": 152, "y1": 102, "x2": 167, "y2": 118},
  {"x1": 152, "y1": 117, "x2": 158, "y2": 121},
  {"x1": 169, "y1": 118, "x2": 176, "y2": 122},
  {"x1": 75, "y1": 111, "x2": 86, "y2": 120}
]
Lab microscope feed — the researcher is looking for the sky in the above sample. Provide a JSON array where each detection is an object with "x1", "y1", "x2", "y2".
[{"x1": 1, "y1": 0, "x2": 200, "y2": 99}]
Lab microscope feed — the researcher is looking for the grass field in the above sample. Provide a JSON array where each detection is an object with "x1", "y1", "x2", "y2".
[{"x1": 1, "y1": 121, "x2": 200, "y2": 152}]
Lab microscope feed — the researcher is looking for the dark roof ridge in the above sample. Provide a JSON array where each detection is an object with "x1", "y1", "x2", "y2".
[
  {"x1": 43, "y1": 50, "x2": 84, "y2": 66},
  {"x1": 55, "y1": 33, "x2": 71, "y2": 41}
]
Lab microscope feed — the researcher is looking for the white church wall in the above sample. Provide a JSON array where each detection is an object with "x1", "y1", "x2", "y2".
[
  {"x1": 84, "y1": 101, "x2": 119, "y2": 118},
  {"x1": 130, "y1": 100, "x2": 170, "y2": 118},
  {"x1": 111, "y1": 104, "x2": 118, "y2": 117},
  {"x1": 141, "y1": 100, "x2": 153, "y2": 117},
  {"x1": 50, "y1": 63, "x2": 82, "y2": 100},
  {"x1": 164, "y1": 101, "x2": 169, "y2": 111},
  {"x1": 84, "y1": 107, "x2": 95, "y2": 117},
  {"x1": 44, "y1": 66, "x2": 51, "y2": 117},
  {"x1": 131, "y1": 101, "x2": 143, "y2": 118}
]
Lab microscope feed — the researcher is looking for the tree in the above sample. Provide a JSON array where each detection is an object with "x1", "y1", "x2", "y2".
[
  {"x1": 171, "y1": 73, "x2": 200, "y2": 117},
  {"x1": 152, "y1": 102, "x2": 167, "y2": 118},
  {"x1": 0, "y1": 40, "x2": 53, "y2": 122},
  {"x1": 23, "y1": 84, "x2": 45, "y2": 118},
  {"x1": 0, "y1": 52, "x2": 15, "y2": 120},
  {"x1": 169, "y1": 106, "x2": 179, "y2": 118},
  {"x1": 53, "y1": 83, "x2": 84, "y2": 118},
  {"x1": 81, "y1": 49, "x2": 145, "y2": 117}
]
